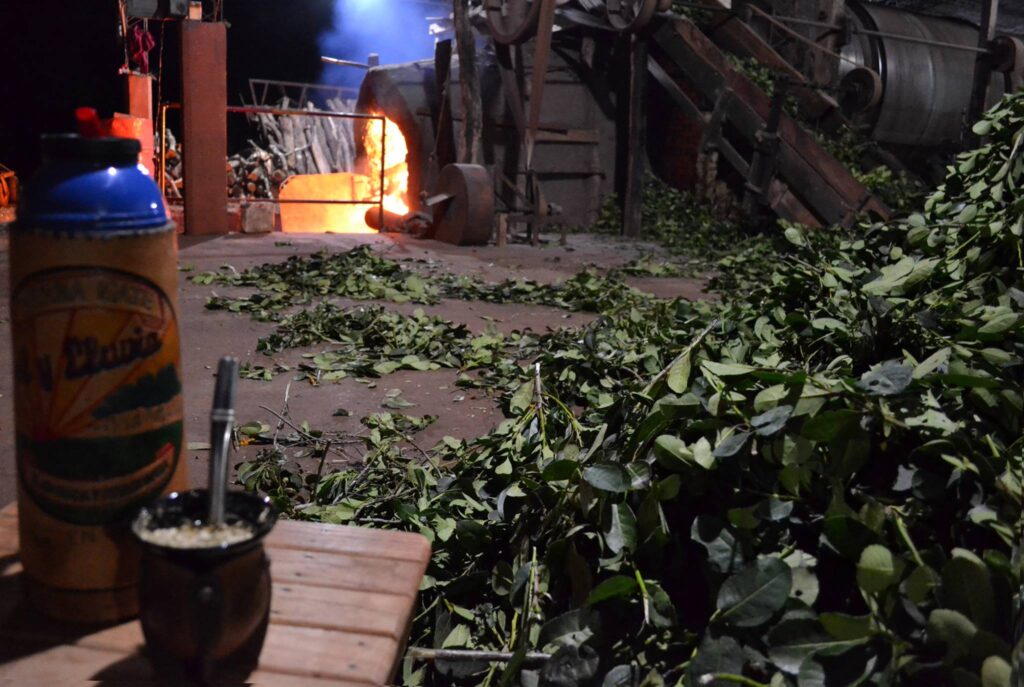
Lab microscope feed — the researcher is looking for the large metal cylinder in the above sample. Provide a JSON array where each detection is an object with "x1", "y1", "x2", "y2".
[{"x1": 840, "y1": 2, "x2": 1004, "y2": 147}]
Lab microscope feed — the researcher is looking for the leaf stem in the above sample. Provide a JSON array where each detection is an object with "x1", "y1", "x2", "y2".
[
  {"x1": 702, "y1": 674, "x2": 770, "y2": 687},
  {"x1": 894, "y1": 512, "x2": 925, "y2": 568}
]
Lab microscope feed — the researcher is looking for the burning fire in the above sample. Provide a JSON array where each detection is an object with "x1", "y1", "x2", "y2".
[
  {"x1": 279, "y1": 113, "x2": 409, "y2": 233},
  {"x1": 364, "y1": 115, "x2": 410, "y2": 216}
]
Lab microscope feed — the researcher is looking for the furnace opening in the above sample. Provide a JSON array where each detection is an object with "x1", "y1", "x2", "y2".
[{"x1": 279, "y1": 113, "x2": 409, "y2": 233}]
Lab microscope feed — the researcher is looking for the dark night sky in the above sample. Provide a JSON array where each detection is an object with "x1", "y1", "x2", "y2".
[{"x1": 0, "y1": 0, "x2": 339, "y2": 176}]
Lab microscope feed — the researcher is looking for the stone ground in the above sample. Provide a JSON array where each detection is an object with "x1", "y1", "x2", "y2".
[{"x1": 0, "y1": 229, "x2": 708, "y2": 507}]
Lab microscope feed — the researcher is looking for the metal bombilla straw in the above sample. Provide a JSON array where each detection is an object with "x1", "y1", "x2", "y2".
[{"x1": 208, "y1": 357, "x2": 239, "y2": 527}]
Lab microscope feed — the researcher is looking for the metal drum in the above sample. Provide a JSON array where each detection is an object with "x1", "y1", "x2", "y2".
[{"x1": 840, "y1": 2, "x2": 1004, "y2": 147}]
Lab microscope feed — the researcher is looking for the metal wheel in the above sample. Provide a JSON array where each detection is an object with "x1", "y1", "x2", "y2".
[
  {"x1": 485, "y1": 0, "x2": 543, "y2": 45},
  {"x1": 839, "y1": 67, "x2": 883, "y2": 117},
  {"x1": 433, "y1": 164, "x2": 495, "y2": 246},
  {"x1": 605, "y1": 0, "x2": 661, "y2": 32}
]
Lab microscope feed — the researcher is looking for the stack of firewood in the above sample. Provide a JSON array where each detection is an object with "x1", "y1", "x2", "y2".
[{"x1": 161, "y1": 97, "x2": 360, "y2": 200}]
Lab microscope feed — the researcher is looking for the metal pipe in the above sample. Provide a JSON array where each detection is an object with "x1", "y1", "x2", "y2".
[
  {"x1": 379, "y1": 116, "x2": 387, "y2": 231},
  {"x1": 226, "y1": 105, "x2": 385, "y2": 121},
  {"x1": 321, "y1": 56, "x2": 372, "y2": 69},
  {"x1": 736, "y1": 6, "x2": 993, "y2": 55},
  {"x1": 208, "y1": 357, "x2": 238, "y2": 527},
  {"x1": 855, "y1": 27, "x2": 991, "y2": 54},
  {"x1": 159, "y1": 103, "x2": 167, "y2": 198},
  {"x1": 242, "y1": 198, "x2": 382, "y2": 205}
]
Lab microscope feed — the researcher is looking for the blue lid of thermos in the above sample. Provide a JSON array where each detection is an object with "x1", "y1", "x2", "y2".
[{"x1": 16, "y1": 134, "x2": 169, "y2": 233}]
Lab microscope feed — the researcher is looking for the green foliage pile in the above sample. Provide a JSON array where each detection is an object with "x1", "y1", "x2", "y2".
[
  {"x1": 196, "y1": 246, "x2": 656, "y2": 321},
  {"x1": 590, "y1": 177, "x2": 750, "y2": 263},
  {"x1": 222, "y1": 96, "x2": 1024, "y2": 686}
]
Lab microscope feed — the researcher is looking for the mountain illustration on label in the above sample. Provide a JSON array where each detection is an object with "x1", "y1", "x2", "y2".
[{"x1": 12, "y1": 268, "x2": 183, "y2": 525}]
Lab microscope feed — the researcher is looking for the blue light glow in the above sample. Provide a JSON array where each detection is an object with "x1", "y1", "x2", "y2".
[{"x1": 318, "y1": 0, "x2": 438, "y2": 88}]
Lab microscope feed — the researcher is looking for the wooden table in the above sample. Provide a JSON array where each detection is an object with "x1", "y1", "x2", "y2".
[{"x1": 0, "y1": 503, "x2": 431, "y2": 685}]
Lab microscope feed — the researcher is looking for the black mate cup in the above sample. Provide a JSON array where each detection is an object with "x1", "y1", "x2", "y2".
[{"x1": 131, "y1": 490, "x2": 277, "y2": 684}]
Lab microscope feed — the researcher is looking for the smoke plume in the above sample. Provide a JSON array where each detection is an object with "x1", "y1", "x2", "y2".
[{"x1": 318, "y1": 0, "x2": 440, "y2": 88}]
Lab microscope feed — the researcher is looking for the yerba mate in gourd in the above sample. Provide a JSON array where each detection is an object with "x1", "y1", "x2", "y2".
[{"x1": 9, "y1": 134, "x2": 188, "y2": 622}]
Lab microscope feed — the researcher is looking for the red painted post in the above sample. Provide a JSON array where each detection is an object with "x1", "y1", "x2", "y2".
[{"x1": 180, "y1": 20, "x2": 228, "y2": 235}]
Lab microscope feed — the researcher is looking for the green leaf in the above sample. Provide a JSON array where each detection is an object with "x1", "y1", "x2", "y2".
[
  {"x1": 666, "y1": 352, "x2": 692, "y2": 394},
  {"x1": 784, "y1": 226, "x2": 807, "y2": 247},
  {"x1": 913, "y1": 348, "x2": 951, "y2": 379},
  {"x1": 981, "y1": 656, "x2": 1012, "y2": 687},
  {"x1": 585, "y1": 575, "x2": 638, "y2": 605},
  {"x1": 767, "y1": 618, "x2": 865, "y2": 674},
  {"x1": 537, "y1": 609, "x2": 597, "y2": 650},
  {"x1": 819, "y1": 613, "x2": 873, "y2": 640},
  {"x1": 582, "y1": 464, "x2": 631, "y2": 493},
  {"x1": 717, "y1": 557, "x2": 792, "y2": 627},
  {"x1": 751, "y1": 405, "x2": 793, "y2": 437},
  {"x1": 605, "y1": 503, "x2": 637, "y2": 554},
  {"x1": 942, "y1": 552, "x2": 997, "y2": 630},
  {"x1": 692, "y1": 437, "x2": 715, "y2": 469},
  {"x1": 802, "y1": 410, "x2": 862, "y2": 442},
  {"x1": 702, "y1": 360, "x2": 757, "y2": 377},
  {"x1": 687, "y1": 636, "x2": 744, "y2": 687},
  {"x1": 510, "y1": 380, "x2": 534, "y2": 413},
  {"x1": 904, "y1": 565, "x2": 940, "y2": 605},
  {"x1": 542, "y1": 460, "x2": 579, "y2": 482},
  {"x1": 713, "y1": 431, "x2": 750, "y2": 458},
  {"x1": 692, "y1": 516, "x2": 745, "y2": 573},
  {"x1": 653, "y1": 435, "x2": 694, "y2": 471},
  {"x1": 978, "y1": 313, "x2": 1020, "y2": 335},
  {"x1": 928, "y1": 608, "x2": 977, "y2": 661},
  {"x1": 856, "y1": 545, "x2": 905, "y2": 594},
  {"x1": 441, "y1": 623, "x2": 472, "y2": 648},
  {"x1": 857, "y1": 361, "x2": 913, "y2": 396}
]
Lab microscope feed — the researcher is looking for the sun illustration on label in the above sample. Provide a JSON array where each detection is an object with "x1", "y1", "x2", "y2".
[{"x1": 12, "y1": 268, "x2": 183, "y2": 525}]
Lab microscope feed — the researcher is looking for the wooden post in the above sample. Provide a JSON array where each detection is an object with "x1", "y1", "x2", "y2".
[
  {"x1": 811, "y1": 0, "x2": 845, "y2": 87},
  {"x1": 623, "y1": 34, "x2": 649, "y2": 239},
  {"x1": 967, "y1": 0, "x2": 1000, "y2": 142},
  {"x1": 453, "y1": 0, "x2": 483, "y2": 165},
  {"x1": 181, "y1": 20, "x2": 228, "y2": 235}
]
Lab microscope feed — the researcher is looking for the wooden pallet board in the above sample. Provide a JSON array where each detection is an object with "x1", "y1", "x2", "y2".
[{"x1": 0, "y1": 503, "x2": 430, "y2": 685}]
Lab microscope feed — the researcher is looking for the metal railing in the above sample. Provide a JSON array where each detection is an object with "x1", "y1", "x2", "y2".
[{"x1": 158, "y1": 103, "x2": 388, "y2": 230}]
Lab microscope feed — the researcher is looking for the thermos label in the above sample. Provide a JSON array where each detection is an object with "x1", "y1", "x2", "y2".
[{"x1": 12, "y1": 267, "x2": 184, "y2": 525}]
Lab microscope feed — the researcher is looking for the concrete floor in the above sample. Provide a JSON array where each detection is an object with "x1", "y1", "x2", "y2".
[{"x1": 0, "y1": 230, "x2": 707, "y2": 508}]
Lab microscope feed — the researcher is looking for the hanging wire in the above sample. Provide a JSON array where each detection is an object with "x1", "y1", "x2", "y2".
[
  {"x1": 118, "y1": 0, "x2": 131, "y2": 72},
  {"x1": 156, "y1": 19, "x2": 166, "y2": 108}
]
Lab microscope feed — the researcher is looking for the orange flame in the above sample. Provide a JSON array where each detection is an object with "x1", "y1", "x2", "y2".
[
  {"x1": 364, "y1": 115, "x2": 410, "y2": 216},
  {"x1": 278, "y1": 114, "x2": 409, "y2": 233}
]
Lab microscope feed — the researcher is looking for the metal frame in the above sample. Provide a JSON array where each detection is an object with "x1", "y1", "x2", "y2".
[
  {"x1": 159, "y1": 103, "x2": 389, "y2": 229},
  {"x1": 247, "y1": 78, "x2": 358, "y2": 108}
]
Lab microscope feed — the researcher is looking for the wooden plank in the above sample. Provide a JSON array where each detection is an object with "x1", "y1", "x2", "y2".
[
  {"x1": 623, "y1": 34, "x2": 650, "y2": 239},
  {"x1": 0, "y1": 641, "x2": 156, "y2": 683},
  {"x1": 653, "y1": 19, "x2": 888, "y2": 225},
  {"x1": 268, "y1": 546, "x2": 427, "y2": 597},
  {"x1": 648, "y1": 57, "x2": 704, "y2": 121},
  {"x1": 271, "y1": 582, "x2": 413, "y2": 639},
  {"x1": 2, "y1": 505, "x2": 431, "y2": 570},
  {"x1": 0, "y1": 505, "x2": 425, "y2": 685},
  {"x1": 266, "y1": 520, "x2": 431, "y2": 564},
  {"x1": 698, "y1": 0, "x2": 844, "y2": 127},
  {"x1": 259, "y1": 624, "x2": 396, "y2": 684},
  {"x1": 0, "y1": 640, "x2": 367, "y2": 686},
  {"x1": 0, "y1": 516, "x2": 17, "y2": 555},
  {"x1": 0, "y1": 576, "x2": 393, "y2": 683}
]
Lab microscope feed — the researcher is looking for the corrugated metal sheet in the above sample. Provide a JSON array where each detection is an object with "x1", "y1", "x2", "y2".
[{"x1": 867, "y1": 0, "x2": 1024, "y2": 36}]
